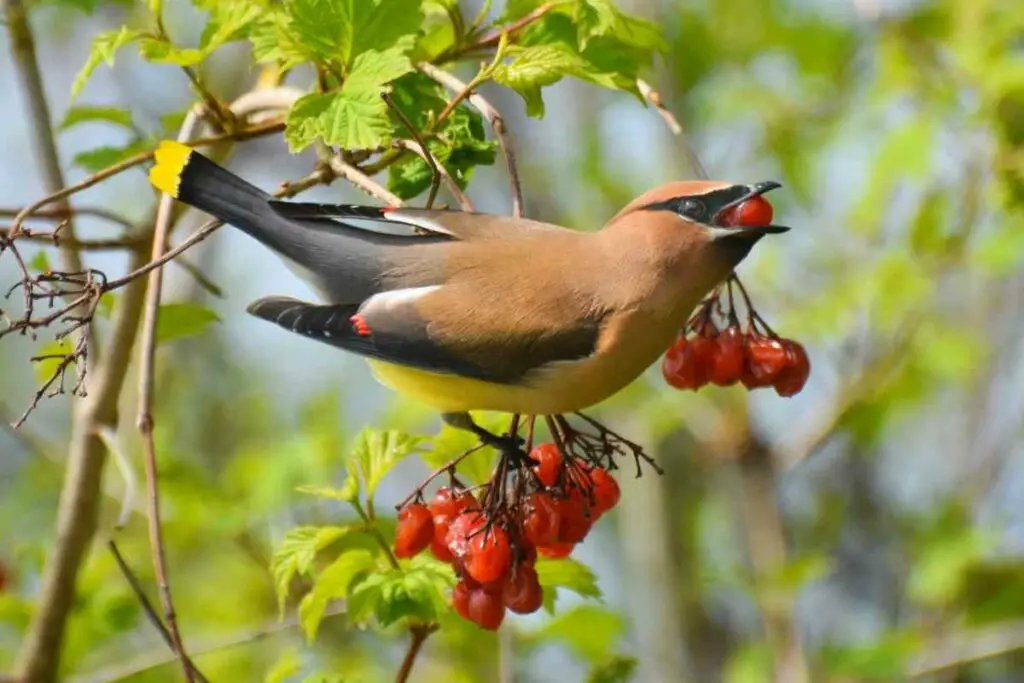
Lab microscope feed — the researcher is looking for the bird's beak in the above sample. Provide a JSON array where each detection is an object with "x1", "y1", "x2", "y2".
[{"x1": 709, "y1": 181, "x2": 791, "y2": 239}]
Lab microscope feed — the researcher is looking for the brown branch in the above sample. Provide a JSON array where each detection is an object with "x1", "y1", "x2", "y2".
[
  {"x1": 0, "y1": 228, "x2": 146, "y2": 251},
  {"x1": 7, "y1": 119, "x2": 284, "y2": 238},
  {"x1": 393, "y1": 140, "x2": 475, "y2": 211},
  {"x1": 0, "y1": 206, "x2": 136, "y2": 231},
  {"x1": 440, "y1": 2, "x2": 557, "y2": 63},
  {"x1": 395, "y1": 624, "x2": 438, "y2": 683},
  {"x1": 384, "y1": 92, "x2": 444, "y2": 209},
  {"x1": 419, "y1": 62, "x2": 523, "y2": 217},
  {"x1": 317, "y1": 143, "x2": 404, "y2": 206},
  {"x1": 135, "y1": 113, "x2": 205, "y2": 683},
  {"x1": 107, "y1": 540, "x2": 209, "y2": 683},
  {"x1": 636, "y1": 79, "x2": 708, "y2": 180}
]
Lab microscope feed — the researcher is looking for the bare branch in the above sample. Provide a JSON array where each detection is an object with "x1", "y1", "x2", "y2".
[
  {"x1": 419, "y1": 62, "x2": 523, "y2": 217},
  {"x1": 384, "y1": 91, "x2": 445, "y2": 209},
  {"x1": 317, "y1": 143, "x2": 404, "y2": 206},
  {"x1": 636, "y1": 78, "x2": 708, "y2": 180},
  {"x1": 395, "y1": 624, "x2": 438, "y2": 683},
  {"x1": 393, "y1": 139, "x2": 476, "y2": 211}
]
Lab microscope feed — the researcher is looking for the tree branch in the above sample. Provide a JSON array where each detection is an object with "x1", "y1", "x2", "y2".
[
  {"x1": 418, "y1": 62, "x2": 524, "y2": 218},
  {"x1": 395, "y1": 624, "x2": 437, "y2": 683}
]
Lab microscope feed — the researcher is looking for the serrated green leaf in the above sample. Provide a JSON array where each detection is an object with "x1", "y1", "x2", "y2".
[
  {"x1": 296, "y1": 479, "x2": 359, "y2": 504},
  {"x1": 299, "y1": 549, "x2": 376, "y2": 640},
  {"x1": 348, "y1": 561, "x2": 450, "y2": 628},
  {"x1": 587, "y1": 655, "x2": 639, "y2": 683},
  {"x1": 575, "y1": 0, "x2": 666, "y2": 52},
  {"x1": 139, "y1": 37, "x2": 207, "y2": 66},
  {"x1": 533, "y1": 605, "x2": 626, "y2": 663},
  {"x1": 155, "y1": 303, "x2": 220, "y2": 345},
  {"x1": 535, "y1": 557, "x2": 602, "y2": 612},
  {"x1": 71, "y1": 26, "x2": 142, "y2": 99},
  {"x1": 271, "y1": 525, "x2": 352, "y2": 615},
  {"x1": 347, "y1": 428, "x2": 426, "y2": 501},
  {"x1": 59, "y1": 105, "x2": 134, "y2": 132},
  {"x1": 289, "y1": 0, "x2": 423, "y2": 67},
  {"x1": 33, "y1": 339, "x2": 74, "y2": 384},
  {"x1": 285, "y1": 45, "x2": 413, "y2": 152},
  {"x1": 28, "y1": 251, "x2": 50, "y2": 273},
  {"x1": 72, "y1": 140, "x2": 153, "y2": 173},
  {"x1": 388, "y1": 86, "x2": 497, "y2": 199},
  {"x1": 199, "y1": 0, "x2": 264, "y2": 53},
  {"x1": 249, "y1": 8, "x2": 311, "y2": 68}
]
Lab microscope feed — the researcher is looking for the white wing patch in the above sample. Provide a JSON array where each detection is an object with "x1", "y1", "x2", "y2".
[
  {"x1": 363, "y1": 285, "x2": 442, "y2": 312},
  {"x1": 384, "y1": 209, "x2": 456, "y2": 237}
]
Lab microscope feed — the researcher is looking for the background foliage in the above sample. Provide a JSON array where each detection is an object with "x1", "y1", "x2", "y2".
[{"x1": 1, "y1": 0, "x2": 1023, "y2": 681}]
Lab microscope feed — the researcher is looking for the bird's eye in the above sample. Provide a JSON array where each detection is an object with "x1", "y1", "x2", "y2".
[{"x1": 677, "y1": 199, "x2": 705, "y2": 220}]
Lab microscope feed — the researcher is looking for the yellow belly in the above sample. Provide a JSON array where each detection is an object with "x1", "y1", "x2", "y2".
[{"x1": 366, "y1": 324, "x2": 674, "y2": 415}]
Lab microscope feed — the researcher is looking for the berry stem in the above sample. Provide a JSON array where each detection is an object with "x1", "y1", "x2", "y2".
[
  {"x1": 353, "y1": 499, "x2": 401, "y2": 570},
  {"x1": 395, "y1": 444, "x2": 486, "y2": 510},
  {"x1": 394, "y1": 624, "x2": 437, "y2": 683}
]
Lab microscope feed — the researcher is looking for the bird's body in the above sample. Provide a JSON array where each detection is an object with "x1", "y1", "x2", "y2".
[{"x1": 149, "y1": 140, "x2": 788, "y2": 420}]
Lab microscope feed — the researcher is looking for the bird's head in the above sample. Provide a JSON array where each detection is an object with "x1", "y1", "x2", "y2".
[
  {"x1": 603, "y1": 180, "x2": 790, "y2": 304},
  {"x1": 609, "y1": 179, "x2": 789, "y2": 262}
]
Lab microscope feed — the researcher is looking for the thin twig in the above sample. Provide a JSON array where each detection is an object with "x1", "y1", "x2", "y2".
[
  {"x1": 106, "y1": 540, "x2": 210, "y2": 683},
  {"x1": 419, "y1": 62, "x2": 523, "y2": 217},
  {"x1": 136, "y1": 108, "x2": 206, "y2": 683},
  {"x1": 7, "y1": 119, "x2": 285, "y2": 237},
  {"x1": 96, "y1": 426, "x2": 137, "y2": 531},
  {"x1": 636, "y1": 79, "x2": 707, "y2": 180},
  {"x1": 440, "y1": 2, "x2": 557, "y2": 62},
  {"x1": 0, "y1": 205, "x2": 136, "y2": 230},
  {"x1": 384, "y1": 92, "x2": 444, "y2": 209},
  {"x1": 393, "y1": 140, "x2": 476, "y2": 211},
  {"x1": 317, "y1": 143, "x2": 404, "y2": 206}
]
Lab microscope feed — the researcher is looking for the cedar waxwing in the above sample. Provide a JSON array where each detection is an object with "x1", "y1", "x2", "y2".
[{"x1": 149, "y1": 140, "x2": 789, "y2": 446}]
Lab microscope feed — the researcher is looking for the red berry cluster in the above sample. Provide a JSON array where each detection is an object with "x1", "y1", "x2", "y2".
[
  {"x1": 394, "y1": 442, "x2": 621, "y2": 630},
  {"x1": 662, "y1": 277, "x2": 810, "y2": 397}
]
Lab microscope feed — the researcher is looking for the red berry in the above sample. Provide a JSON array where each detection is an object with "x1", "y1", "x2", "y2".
[
  {"x1": 529, "y1": 443, "x2": 563, "y2": 486},
  {"x1": 773, "y1": 340, "x2": 810, "y2": 397},
  {"x1": 430, "y1": 486, "x2": 476, "y2": 519},
  {"x1": 522, "y1": 492, "x2": 561, "y2": 546},
  {"x1": 467, "y1": 587, "x2": 505, "y2": 630},
  {"x1": 744, "y1": 336, "x2": 789, "y2": 386},
  {"x1": 557, "y1": 490, "x2": 593, "y2": 544},
  {"x1": 446, "y1": 511, "x2": 486, "y2": 560},
  {"x1": 590, "y1": 468, "x2": 620, "y2": 514},
  {"x1": 663, "y1": 337, "x2": 706, "y2": 389},
  {"x1": 394, "y1": 503, "x2": 434, "y2": 558},
  {"x1": 430, "y1": 517, "x2": 455, "y2": 562},
  {"x1": 537, "y1": 542, "x2": 574, "y2": 559},
  {"x1": 466, "y1": 525, "x2": 512, "y2": 584},
  {"x1": 709, "y1": 326, "x2": 746, "y2": 386},
  {"x1": 504, "y1": 565, "x2": 543, "y2": 614},
  {"x1": 719, "y1": 196, "x2": 774, "y2": 227},
  {"x1": 452, "y1": 581, "x2": 472, "y2": 620}
]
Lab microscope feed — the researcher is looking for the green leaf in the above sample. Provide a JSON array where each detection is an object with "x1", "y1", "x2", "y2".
[
  {"x1": 347, "y1": 428, "x2": 426, "y2": 501},
  {"x1": 587, "y1": 655, "x2": 639, "y2": 683},
  {"x1": 249, "y1": 8, "x2": 312, "y2": 68},
  {"x1": 299, "y1": 549, "x2": 377, "y2": 640},
  {"x1": 821, "y1": 631, "x2": 923, "y2": 679},
  {"x1": 296, "y1": 480, "x2": 359, "y2": 504},
  {"x1": 387, "y1": 76, "x2": 498, "y2": 198},
  {"x1": 199, "y1": 0, "x2": 265, "y2": 53},
  {"x1": 908, "y1": 528, "x2": 994, "y2": 607},
  {"x1": 59, "y1": 105, "x2": 134, "y2": 132},
  {"x1": 139, "y1": 37, "x2": 207, "y2": 66},
  {"x1": 535, "y1": 557, "x2": 602, "y2": 613},
  {"x1": 724, "y1": 643, "x2": 773, "y2": 683},
  {"x1": 72, "y1": 140, "x2": 153, "y2": 173},
  {"x1": 33, "y1": 339, "x2": 74, "y2": 384},
  {"x1": 285, "y1": 44, "x2": 414, "y2": 152},
  {"x1": 28, "y1": 251, "x2": 50, "y2": 273},
  {"x1": 532, "y1": 605, "x2": 626, "y2": 663},
  {"x1": 96, "y1": 293, "x2": 117, "y2": 320},
  {"x1": 271, "y1": 525, "x2": 352, "y2": 615},
  {"x1": 289, "y1": 0, "x2": 423, "y2": 66},
  {"x1": 348, "y1": 558, "x2": 452, "y2": 628},
  {"x1": 71, "y1": 26, "x2": 143, "y2": 99},
  {"x1": 155, "y1": 303, "x2": 220, "y2": 345},
  {"x1": 574, "y1": 0, "x2": 667, "y2": 52}
]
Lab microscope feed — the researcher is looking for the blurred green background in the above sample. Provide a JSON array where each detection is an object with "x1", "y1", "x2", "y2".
[{"x1": 2, "y1": 0, "x2": 1023, "y2": 681}]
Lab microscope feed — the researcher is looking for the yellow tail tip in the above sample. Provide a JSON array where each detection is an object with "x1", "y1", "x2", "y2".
[{"x1": 149, "y1": 140, "x2": 192, "y2": 198}]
